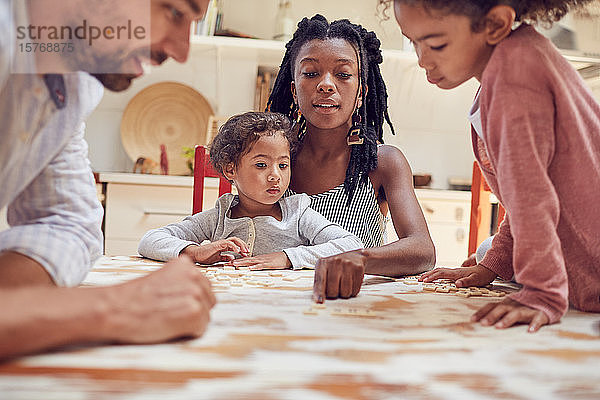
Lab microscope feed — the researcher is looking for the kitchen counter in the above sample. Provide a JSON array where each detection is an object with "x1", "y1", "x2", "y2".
[
  {"x1": 98, "y1": 172, "x2": 195, "y2": 187},
  {"x1": 95, "y1": 173, "x2": 477, "y2": 264},
  {"x1": 96, "y1": 173, "x2": 468, "y2": 194},
  {"x1": 0, "y1": 256, "x2": 598, "y2": 399}
]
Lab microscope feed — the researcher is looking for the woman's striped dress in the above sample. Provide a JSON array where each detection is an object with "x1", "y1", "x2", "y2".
[{"x1": 286, "y1": 178, "x2": 388, "y2": 248}]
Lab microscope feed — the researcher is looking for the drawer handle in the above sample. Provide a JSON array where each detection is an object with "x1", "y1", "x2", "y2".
[
  {"x1": 455, "y1": 207, "x2": 464, "y2": 221},
  {"x1": 143, "y1": 209, "x2": 190, "y2": 216},
  {"x1": 456, "y1": 228, "x2": 465, "y2": 242}
]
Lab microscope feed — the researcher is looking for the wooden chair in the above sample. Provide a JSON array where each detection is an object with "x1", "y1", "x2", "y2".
[
  {"x1": 192, "y1": 145, "x2": 232, "y2": 214},
  {"x1": 468, "y1": 161, "x2": 506, "y2": 255}
]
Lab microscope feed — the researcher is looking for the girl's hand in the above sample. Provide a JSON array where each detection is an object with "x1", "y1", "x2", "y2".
[
  {"x1": 231, "y1": 252, "x2": 292, "y2": 270},
  {"x1": 418, "y1": 264, "x2": 496, "y2": 288},
  {"x1": 472, "y1": 298, "x2": 550, "y2": 332},
  {"x1": 182, "y1": 238, "x2": 250, "y2": 264},
  {"x1": 461, "y1": 253, "x2": 477, "y2": 267}
]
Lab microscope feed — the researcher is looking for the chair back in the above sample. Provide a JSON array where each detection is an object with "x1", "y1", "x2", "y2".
[
  {"x1": 468, "y1": 161, "x2": 506, "y2": 255},
  {"x1": 192, "y1": 145, "x2": 232, "y2": 214}
]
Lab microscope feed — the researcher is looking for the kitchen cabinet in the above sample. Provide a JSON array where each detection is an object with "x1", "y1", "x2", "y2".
[
  {"x1": 415, "y1": 189, "x2": 471, "y2": 267},
  {"x1": 0, "y1": 207, "x2": 7, "y2": 233},
  {"x1": 99, "y1": 173, "x2": 222, "y2": 255},
  {"x1": 98, "y1": 176, "x2": 472, "y2": 263}
]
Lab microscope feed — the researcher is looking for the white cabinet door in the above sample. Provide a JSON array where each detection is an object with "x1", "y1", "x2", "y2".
[
  {"x1": 416, "y1": 190, "x2": 471, "y2": 267},
  {"x1": 103, "y1": 181, "x2": 221, "y2": 255},
  {"x1": 427, "y1": 224, "x2": 469, "y2": 267}
]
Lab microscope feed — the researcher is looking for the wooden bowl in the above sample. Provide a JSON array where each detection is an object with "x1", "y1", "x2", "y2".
[
  {"x1": 413, "y1": 174, "x2": 432, "y2": 188},
  {"x1": 121, "y1": 82, "x2": 214, "y2": 175}
]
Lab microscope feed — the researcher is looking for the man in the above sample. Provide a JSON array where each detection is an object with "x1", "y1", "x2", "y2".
[{"x1": 0, "y1": 0, "x2": 215, "y2": 359}]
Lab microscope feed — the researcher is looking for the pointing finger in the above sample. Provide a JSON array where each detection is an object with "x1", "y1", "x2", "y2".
[{"x1": 313, "y1": 261, "x2": 327, "y2": 303}]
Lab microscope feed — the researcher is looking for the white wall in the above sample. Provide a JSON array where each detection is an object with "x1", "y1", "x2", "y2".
[
  {"x1": 85, "y1": 45, "x2": 480, "y2": 188},
  {"x1": 219, "y1": 0, "x2": 405, "y2": 50},
  {"x1": 84, "y1": 0, "x2": 600, "y2": 188},
  {"x1": 380, "y1": 57, "x2": 479, "y2": 188}
]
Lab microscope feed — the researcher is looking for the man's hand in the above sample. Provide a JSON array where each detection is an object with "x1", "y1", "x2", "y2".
[
  {"x1": 182, "y1": 238, "x2": 249, "y2": 264},
  {"x1": 106, "y1": 255, "x2": 217, "y2": 343},
  {"x1": 472, "y1": 298, "x2": 550, "y2": 332},
  {"x1": 418, "y1": 264, "x2": 496, "y2": 288},
  {"x1": 231, "y1": 252, "x2": 291, "y2": 270},
  {"x1": 0, "y1": 255, "x2": 216, "y2": 359},
  {"x1": 312, "y1": 250, "x2": 366, "y2": 303}
]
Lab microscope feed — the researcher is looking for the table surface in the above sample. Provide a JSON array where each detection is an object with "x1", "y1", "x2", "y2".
[{"x1": 1, "y1": 256, "x2": 599, "y2": 400}]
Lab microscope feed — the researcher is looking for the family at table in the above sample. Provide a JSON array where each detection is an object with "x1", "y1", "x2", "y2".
[{"x1": 1, "y1": 0, "x2": 599, "y2": 360}]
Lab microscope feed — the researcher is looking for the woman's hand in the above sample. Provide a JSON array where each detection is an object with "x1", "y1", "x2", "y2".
[
  {"x1": 418, "y1": 264, "x2": 497, "y2": 288},
  {"x1": 231, "y1": 252, "x2": 292, "y2": 270},
  {"x1": 313, "y1": 250, "x2": 366, "y2": 303},
  {"x1": 182, "y1": 238, "x2": 249, "y2": 264},
  {"x1": 472, "y1": 298, "x2": 550, "y2": 332}
]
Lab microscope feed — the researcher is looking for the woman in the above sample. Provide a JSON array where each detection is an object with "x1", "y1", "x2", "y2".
[{"x1": 267, "y1": 15, "x2": 435, "y2": 302}]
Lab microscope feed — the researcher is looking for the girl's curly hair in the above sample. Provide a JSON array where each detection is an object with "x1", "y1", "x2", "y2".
[
  {"x1": 378, "y1": 0, "x2": 597, "y2": 28},
  {"x1": 209, "y1": 112, "x2": 297, "y2": 176}
]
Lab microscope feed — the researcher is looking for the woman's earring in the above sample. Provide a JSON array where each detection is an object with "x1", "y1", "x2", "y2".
[
  {"x1": 347, "y1": 110, "x2": 364, "y2": 145},
  {"x1": 291, "y1": 103, "x2": 307, "y2": 140},
  {"x1": 293, "y1": 106, "x2": 302, "y2": 125}
]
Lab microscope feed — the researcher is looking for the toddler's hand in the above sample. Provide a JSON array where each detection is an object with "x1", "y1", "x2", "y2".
[
  {"x1": 183, "y1": 238, "x2": 250, "y2": 264},
  {"x1": 231, "y1": 252, "x2": 291, "y2": 270},
  {"x1": 472, "y1": 298, "x2": 550, "y2": 332},
  {"x1": 419, "y1": 264, "x2": 496, "y2": 288}
]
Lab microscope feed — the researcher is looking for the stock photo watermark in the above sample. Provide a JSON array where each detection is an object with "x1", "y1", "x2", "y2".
[{"x1": 10, "y1": 0, "x2": 150, "y2": 74}]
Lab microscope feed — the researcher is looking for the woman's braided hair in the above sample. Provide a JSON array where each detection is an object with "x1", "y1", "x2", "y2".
[
  {"x1": 267, "y1": 14, "x2": 394, "y2": 203},
  {"x1": 378, "y1": 0, "x2": 597, "y2": 28}
]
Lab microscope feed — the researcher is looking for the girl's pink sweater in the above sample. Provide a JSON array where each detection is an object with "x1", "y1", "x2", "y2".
[{"x1": 475, "y1": 24, "x2": 600, "y2": 323}]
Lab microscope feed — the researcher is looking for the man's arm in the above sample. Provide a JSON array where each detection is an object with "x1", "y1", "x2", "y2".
[
  {"x1": 0, "y1": 121, "x2": 103, "y2": 287},
  {"x1": 0, "y1": 256, "x2": 216, "y2": 360},
  {"x1": 0, "y1": 251, "x2": 54, "y2": 288}
]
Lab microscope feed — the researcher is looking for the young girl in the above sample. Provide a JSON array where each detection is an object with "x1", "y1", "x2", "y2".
[
  {"x1": 379, "y1": 0, "x2": 600, "y2": 331},
  {"x1": 267, "y1": 15, "x2": 436, "y2": 302},
  {"x1": 138, "y1": 112, "x2": 363, "y2": 271}
]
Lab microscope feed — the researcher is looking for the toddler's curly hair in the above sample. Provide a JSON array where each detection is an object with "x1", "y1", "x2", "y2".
[{"x1": 209, "y1": 112, "x2": 296, "y2": 176}]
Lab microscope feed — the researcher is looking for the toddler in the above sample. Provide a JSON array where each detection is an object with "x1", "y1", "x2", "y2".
[{"x1": 138, "y1": 112, "x2": 363, "y2": 270}]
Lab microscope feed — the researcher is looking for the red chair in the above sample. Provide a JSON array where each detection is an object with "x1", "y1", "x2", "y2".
[
  {"x1": 192, "y1": 145, "x2": 232, "y2": 214},
  {"x1": 468, "y1": 161, "x2": 505, "y2": 255}
]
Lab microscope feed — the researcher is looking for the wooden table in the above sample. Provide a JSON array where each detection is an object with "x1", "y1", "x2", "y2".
[{"x1": 1, "y1": 256, "x2": 599, "y2": 399}]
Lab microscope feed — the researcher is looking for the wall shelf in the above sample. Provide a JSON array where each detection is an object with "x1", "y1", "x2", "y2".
[
  {"x1": 191, "y1": 35, "x2": 286, "y2": 52},
  {"x1": 190, "y1": 34, "x2": 418, "y2": 64}
]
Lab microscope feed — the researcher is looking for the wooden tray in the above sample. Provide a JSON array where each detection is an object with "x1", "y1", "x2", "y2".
[{"x1": 120, "y1": 81, "x2": 214, "y2": 175}]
